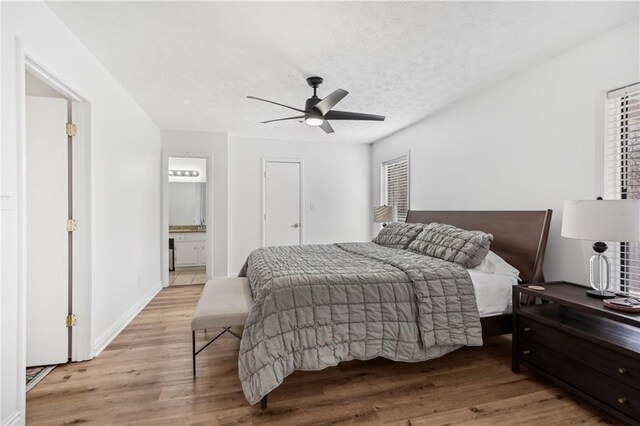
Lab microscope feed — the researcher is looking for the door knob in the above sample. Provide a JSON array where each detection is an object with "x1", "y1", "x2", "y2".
[{"x1": 291, "y1": 223, "x2": 300, "y2": 228}]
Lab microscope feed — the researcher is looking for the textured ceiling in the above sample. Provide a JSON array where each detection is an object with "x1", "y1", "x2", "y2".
[{"x1": 48, "y1": 1, "x2": 638, "y2": 144}]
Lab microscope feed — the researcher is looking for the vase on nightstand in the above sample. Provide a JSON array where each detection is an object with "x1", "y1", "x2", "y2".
[{"x1": 588, "y1": 242, "x2": 614, "y2": 298}]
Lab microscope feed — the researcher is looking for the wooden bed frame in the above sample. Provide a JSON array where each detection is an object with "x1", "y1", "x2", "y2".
[{"x1": 405, "y1": 209, "x2": 553, "y2": 337}]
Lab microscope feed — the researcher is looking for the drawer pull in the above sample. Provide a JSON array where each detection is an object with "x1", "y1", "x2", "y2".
[
  {"x1": 618, "y1": 397, "x2": 627, "y2": 405},
  {"x1": 618, "y1": 367, "x2": 628, "y2": 374},
  {"x1": 522, "y1": 350, "x2": 531, "y2": 355},
  {"x1": 523, "y1": 327, "x2": 532, "y2": 332}
]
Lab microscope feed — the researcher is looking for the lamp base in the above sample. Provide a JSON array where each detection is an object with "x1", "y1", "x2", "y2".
[{"x1": 586, "y1": 289, "x2": 616, "y2": 299}]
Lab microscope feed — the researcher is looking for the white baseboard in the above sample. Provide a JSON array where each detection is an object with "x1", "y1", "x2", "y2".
[
  {"x1": 92, "y1": 281, "x2": 162, "y2": 357},
  {"x1": 2, "y1": 410, "x2": 22, "y2": 426}
]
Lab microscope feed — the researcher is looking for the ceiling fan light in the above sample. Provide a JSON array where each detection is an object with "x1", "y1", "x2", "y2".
[{"x1": 305, "y1": 116, "x2": 324, "y2": 126}]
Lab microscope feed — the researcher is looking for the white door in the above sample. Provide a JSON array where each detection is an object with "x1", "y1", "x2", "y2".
[
  {"x1": 26, "y1": 96, "x2": 69, "y2": 366},
  {"x1": 264, "y1": 161, "x2": 302, "y2": 247}
]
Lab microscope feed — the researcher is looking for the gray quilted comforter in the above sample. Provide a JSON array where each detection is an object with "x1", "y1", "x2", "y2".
[{"x1": 238, "y1": 242, "x2": 482, "y2": 404}]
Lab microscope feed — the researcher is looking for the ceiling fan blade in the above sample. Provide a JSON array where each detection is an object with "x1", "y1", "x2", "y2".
[
  {"x1": 319, "y1": 120, "x2": 334, "y2": 134},
  {"x1": 324, "y1": 110, "x2": 386, "y2": 121},
  {"x1": 313, "y1": 89, "x2": 349, "y2": 116},
  {"x1": 261, "y1": 115, "x2": 304, "y2": 124},
  {"x1": 247, "y1": 96, "x2": 305, "y2": 113}
]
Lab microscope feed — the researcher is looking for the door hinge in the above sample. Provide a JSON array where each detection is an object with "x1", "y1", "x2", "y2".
[
  {"x1": 66, "y1": 123, "x2": 77, "y2": 137},
  {"x1": 66, "y1": 219, "x2": 77, "y2": 232},
  {"x1": 66, "y1": 313, "x2": 77, "y2": 328}
]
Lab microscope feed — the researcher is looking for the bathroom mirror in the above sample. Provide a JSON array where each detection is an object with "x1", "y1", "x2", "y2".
[{"x1": 169, "y1": 182, "x2": 206, "y2": 226}]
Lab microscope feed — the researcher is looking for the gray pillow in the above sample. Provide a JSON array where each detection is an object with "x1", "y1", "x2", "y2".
[
  {"x1": 408, "y1": 222, "x2": 493, "y2": 268},
  {"x1": 372, "y1": 222, "x2": 424, "y2": 249}
]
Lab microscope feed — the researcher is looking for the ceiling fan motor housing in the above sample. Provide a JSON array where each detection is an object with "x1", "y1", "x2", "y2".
[
  {"x1": 305, "y1": 97, "x2": 321, "y2": 110},
  {"x1": 304, "y1": 78, "x2": 324, "y2": 125},
  {"x1": 303, "y1": 101, "x2": 323, "y2": 125}
]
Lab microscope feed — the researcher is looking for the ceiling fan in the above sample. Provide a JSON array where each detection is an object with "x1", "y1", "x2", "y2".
[{"x1": 247, "y1": 76, "x2": 386, "y2": 134}]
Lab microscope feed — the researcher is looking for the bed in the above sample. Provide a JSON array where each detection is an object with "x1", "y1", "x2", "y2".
[{"x1": 238, "y1": 209, "x2": 552, "y2": 406}]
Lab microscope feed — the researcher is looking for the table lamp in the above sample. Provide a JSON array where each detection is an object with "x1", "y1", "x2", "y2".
[
  {"x1": 373, "y1": 205, "x2": 396, "y2": 227},
  {"x1": 561, "y1": 199, "x2": 640, "y2": 298}
]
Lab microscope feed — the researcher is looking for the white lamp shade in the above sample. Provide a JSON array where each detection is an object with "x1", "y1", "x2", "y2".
[
  {"x1": 561, "y1": 200, "x2": 640, "y2": 242},
  {"x1": 373, "y1": 205, "x2": 396, "y2": 223}
]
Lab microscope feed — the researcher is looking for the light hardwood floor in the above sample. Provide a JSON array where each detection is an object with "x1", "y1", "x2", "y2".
[{"x1": 27, "y1": 285, "x2": 618, "y2": 425}]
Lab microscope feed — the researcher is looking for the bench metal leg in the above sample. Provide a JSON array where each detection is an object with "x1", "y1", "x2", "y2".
[
  {"x1": 260, "y1": 395, "x2": 268, "y2": 410},
  {"x1": 192, "y1": 326, "x2": 242, "y2": 378},
  {"x1": 192, "y1": 331, "x2": 196, "y2": 377}
]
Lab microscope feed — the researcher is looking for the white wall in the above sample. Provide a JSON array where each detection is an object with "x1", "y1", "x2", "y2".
[
  {"x1": 228, "y1": 136, "x2": 372, "y2": 273},
  {"x1": 0, "y1": 2, "x2": 4, "y2": 422},
  {"x1": 372, "y1": 20, "x2": 640, "y2": 285},
  {"x1": 1, "y1": 2, "x2": 162, "y2": 424},
  {"x1": 162, "y1": 130, "x2": 229, "y2": 277}
]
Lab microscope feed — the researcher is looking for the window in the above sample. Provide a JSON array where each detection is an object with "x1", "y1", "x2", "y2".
[
  {"x1": 381, "y1": 154, "x2": 409, "y2": 222},
  {"x1": 605, "y1": 82, "x2": 640, "y2": 295}
]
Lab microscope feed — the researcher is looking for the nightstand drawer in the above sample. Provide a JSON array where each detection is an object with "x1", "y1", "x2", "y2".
[
  {"x1": 518, "y1": 338, "x2": 640, "y2": 420},
  {"x1": 518, "y1": 315, "x2": 640, "y2": 390}
]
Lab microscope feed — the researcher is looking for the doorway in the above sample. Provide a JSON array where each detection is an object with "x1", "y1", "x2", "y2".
[
  {"x1": 168, "y1": 157, "x2": 208, "y2": 286},
  {"x1": 13, "y1": 51, "x2": 92, "y2": 420},
  {"x1": 24, "y1": 70, "x2": 76, "y2": 388},
  {"x1": 262, "y1": 159, "x2": 304, "y2": 247},
  {"x1": 162, "y1": 153, "x2": 214, "y2": 287},
  {"x1": 18, "y1": 57, "x2": 93, "y2": 400}
]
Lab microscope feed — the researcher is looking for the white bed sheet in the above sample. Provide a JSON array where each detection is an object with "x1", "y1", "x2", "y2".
[{"x1": 467, "y1": 269, "x2": 516, "y2": 317}]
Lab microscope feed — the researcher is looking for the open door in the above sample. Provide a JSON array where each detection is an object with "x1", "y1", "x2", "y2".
[{"x1": 26, "y1": 95, "x2": 70, "y2": 366}]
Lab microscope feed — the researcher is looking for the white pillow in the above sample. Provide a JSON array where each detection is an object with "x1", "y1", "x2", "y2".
[{"x1": 472, "y1": 251, "x2": 520, "y2": 280}]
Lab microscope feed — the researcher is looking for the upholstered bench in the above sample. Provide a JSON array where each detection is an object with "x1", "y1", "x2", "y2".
[{"x1": 191, "y1": 277, "x2": 252, "y2": 377}]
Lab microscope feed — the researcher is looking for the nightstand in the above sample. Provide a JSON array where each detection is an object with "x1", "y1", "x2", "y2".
[{"x1": 512, "y1": 281, "x2": 640, "y2": 425}]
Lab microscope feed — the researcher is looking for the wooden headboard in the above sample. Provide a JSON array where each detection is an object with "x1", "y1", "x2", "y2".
[{"x1": 405, "y1": 210, "x2": 552, "y2": 284}]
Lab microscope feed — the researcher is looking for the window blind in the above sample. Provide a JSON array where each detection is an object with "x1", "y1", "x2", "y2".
[
  {"x1": 381, "y1": 155, "x2": 409, "y2": 223},
  {"x1": 605, "y1": 82, "x2": 640, "y2": 295}
]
